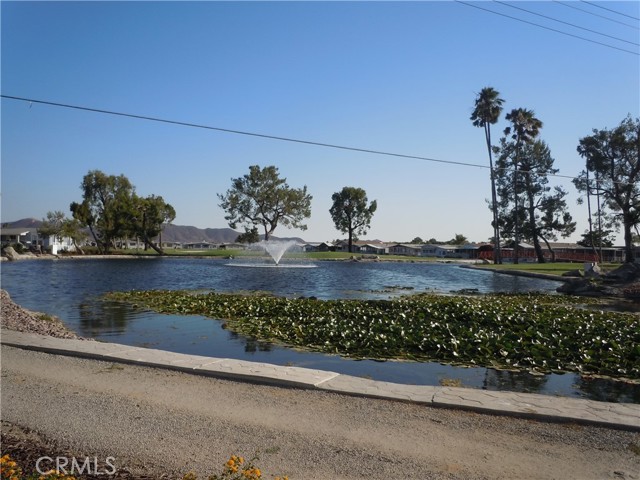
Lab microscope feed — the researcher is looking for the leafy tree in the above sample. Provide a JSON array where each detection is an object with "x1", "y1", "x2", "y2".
[
  {"x1": 471, "y1": 87, "x2": 504, "y2": 263},
  {"x1": 218, "y1": 165, "x2": 312, "y2": 241},
  {"x1": 329, "y1": 187, "x2": 377, "y2": 253},
  {"x1": 38, "y1": 211, "x2": 66, "y2": 239},
  {"x1": 494, "y1": 139, "x2": 575, "y2": 262},
  {"x1": 410, "y1": 236, "x2": 424, "y2": 244},
  {"x1": 70, "y1": 170, "x2": 135, "y2": 253},
  {"x1": 577, "y1": 229, "x2": 614, "y2": 249},
  {"x1": 70, "y1": 170, "x2": 175, "y2": 255},
  {"x1": 60, "y1": 217, "x2": 88, "y2": 254},
  {"x1": 127, "y1": 194, "x2": 176, "y2": 254},
  {"x1": 574, "y1": 115, "x2": 640, "y2": 263},
  {"x1": 503, "y1": 108, "x2": 543, "y2": 263},
  {"x1": 236, "y1": 226, "x2": 260, "y2": 244},
  {"x1": 448, "y1": 234, "x2": 468, "y2": 245},
  {"x1": 39, "y1": 211, "x2": 87, "y2": 254}
]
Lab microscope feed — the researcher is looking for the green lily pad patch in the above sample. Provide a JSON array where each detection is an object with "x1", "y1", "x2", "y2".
[{"x1": 105, "y1": 290, "x2": 640, "y2": 380}]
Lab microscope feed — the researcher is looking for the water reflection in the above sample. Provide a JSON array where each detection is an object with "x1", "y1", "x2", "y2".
[
  {"x1": 574, "y1": 376, "x2": 640, "y2": 403},
  {"x1": 483, "y1": 368, "x2": 549, "y2": 394},
  {"x1": 227, "y1": 330, "x2": 273, "y2": 353},
  {"x1": 78, "y1": 300, "x2": 135, "y2": 336}
]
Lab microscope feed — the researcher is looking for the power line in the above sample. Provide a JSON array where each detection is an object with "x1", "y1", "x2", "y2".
[
  {"x1": 455, "y1": 0, "x2": 639, "y2": 56},
  {"x1": 0, "y1": 94, "x2": 634, "y2": 187},
  {"x1": 552, "y1": 1, "x2": 639, "y2": 30},
  {"x1": 493, "y1": 0, "x2": 639, "y2": 47},
  {"x1": 0, "y1": 94, "x2": 488, "y2": 170},
  {"x1": 580, "y1": 0, "x2": 640, "y2": 21}
]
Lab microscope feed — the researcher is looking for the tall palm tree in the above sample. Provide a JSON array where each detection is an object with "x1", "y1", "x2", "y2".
[
  {"x1": 471, "y1": 87, "x2": 504, "y2": 263},
  {"x1": 504, "y1": 108, "x2": 543, "y2": 264}
]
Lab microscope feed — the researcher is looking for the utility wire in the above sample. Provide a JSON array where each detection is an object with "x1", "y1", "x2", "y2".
[
  {"x1": 0, "y1": 94, "x2": 488, "y2": 170},
  {"x1": 493, "y1": 0, "x2": 639, "y2": 46},
  {"x1": 580, "y1": 0, "x2": 640, "y2": 21},
  {"x1": 0, "y1": 94, "x2": 635, "y2": 187},
  {"x1": 455, "y1": 0, "x2": 639, "y2": 56},
  {"x1": 552, "y1": 1, "x2": 639, "y2": 30}
]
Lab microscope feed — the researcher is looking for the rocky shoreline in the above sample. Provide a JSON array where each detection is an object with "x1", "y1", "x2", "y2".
[{"x1": 0, "y1": 289, "x2": 87, "y2": 340}]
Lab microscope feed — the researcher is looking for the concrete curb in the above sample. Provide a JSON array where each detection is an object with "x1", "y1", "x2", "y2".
[{"x1": 2, "y1": 329, "x2": 638, "y2": 432}]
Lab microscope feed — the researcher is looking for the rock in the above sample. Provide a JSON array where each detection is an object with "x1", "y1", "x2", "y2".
[
  {"x1": 605, "y1": 263, "x2": 640, "y2": 283},
  {"x1": 584, "y1": 263, "x2": 602, "y2": 278},
  {"x1": 562, "y1": 269, "x2": 584, "y2": 278},
  {"x1": 0, "y1": 289, "x2": 86, "y2": 339},
  {"x1": 2, "y1": 246, "x2": 20, "y2": 261},
  {"x1": 556, "y1": 279, "x2": 606, "y2": 296}
]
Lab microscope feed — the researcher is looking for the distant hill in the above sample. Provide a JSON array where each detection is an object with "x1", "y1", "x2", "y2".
[
  {"x1": 2, "y1": 218, "x2": 305, "y2": 244},
  {"x1": 161, "y1": 224, "x2": 241, "y2": 244},
  {"x1": 2, "y1": 218, "x2": 42, "y2": 229}
]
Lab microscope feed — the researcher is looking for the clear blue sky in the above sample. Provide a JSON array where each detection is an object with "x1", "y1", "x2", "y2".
[{"x1": 2, "y1": 1, "x2": 638, "y2": 243}]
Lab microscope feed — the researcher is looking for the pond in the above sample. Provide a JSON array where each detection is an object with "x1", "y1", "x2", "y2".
[{"x1": 2, "y1": 256, "x2": 638, "y2": 403}]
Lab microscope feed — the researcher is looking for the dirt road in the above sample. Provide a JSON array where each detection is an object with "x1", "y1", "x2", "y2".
[{"x1": 1, "y1": 345, "x2": 639, "y2": 480}]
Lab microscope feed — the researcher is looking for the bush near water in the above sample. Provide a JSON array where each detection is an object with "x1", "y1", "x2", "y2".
[{"x1": 106, "y1": 290, "x2": 640, "y2": 379}]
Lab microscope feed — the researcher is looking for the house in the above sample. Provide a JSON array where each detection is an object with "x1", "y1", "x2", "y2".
[
  {"x1": 183, "y1": 242, "x2": 217, "y2": 250},
  {"x1": 1, "y1": 227, "x2": 77, "y2": 254},
  {"x1": 359, "y1": 243, "x2": 388, "y2": 255},
  {"x1": 40, "y1": 234, "x2": 77, "y2": 254},
  {"x1": 219, "y1": 243, "x2": 248, "y2": 250},
  {"x1": 1, "y1": 228, "x2": 38, "y2": 247},
  {"x1": 388, "y1": 243, "x2": 422, "y2": 256}
]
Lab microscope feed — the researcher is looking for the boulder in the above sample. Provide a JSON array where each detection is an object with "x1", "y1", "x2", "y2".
[
  {"x1": 561, "y1": 269, "x2": 584, "y2": 278},
  {"x1": 2, "y1": 246, "x2": 19, "y2": 261}
]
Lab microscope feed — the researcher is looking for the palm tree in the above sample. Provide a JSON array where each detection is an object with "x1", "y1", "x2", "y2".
[
  {"x1": 471, "y1": 87, "x2": 504, "y2": 263},
  {"x1": 504, "y1": 108, "x2": 543, "y2": 264}
]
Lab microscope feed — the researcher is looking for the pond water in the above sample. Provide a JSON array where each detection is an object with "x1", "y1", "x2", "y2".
[{"x1": 2, "y1": 256, "x2": 638, "y2": 403}]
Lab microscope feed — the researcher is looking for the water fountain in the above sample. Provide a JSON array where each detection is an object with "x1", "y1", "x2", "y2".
[
  {"x1": 228, "y1": 239, "x2": 316, "y2": 268},
  {"x1": 258, "y1": 240, "x2": 298, "y2": 265}
]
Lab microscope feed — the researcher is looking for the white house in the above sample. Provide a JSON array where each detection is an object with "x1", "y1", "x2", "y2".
[{"x1": 1, "y1": 227, "x2": 76, "y2": 254}]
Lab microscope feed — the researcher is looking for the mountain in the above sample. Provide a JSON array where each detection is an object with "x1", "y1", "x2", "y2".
[
  {"x1": 2, "y1": 218, "x2": 305, "y2": 244},
  {"x1": 2, "y1": 218, "x2": 42, "y2": 229},
  {"x1": 161, "y1": 224, "x2": 241, "y2": 244}
]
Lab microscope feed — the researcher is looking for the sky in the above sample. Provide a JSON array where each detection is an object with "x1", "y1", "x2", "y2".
[{"x1": 2, "y1": 1, "x2": 638, "y2": 244}]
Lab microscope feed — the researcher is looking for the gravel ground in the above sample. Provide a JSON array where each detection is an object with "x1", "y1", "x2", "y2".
[{"x1": 2, "y1": 288, "x2": 640, "y2": 479}]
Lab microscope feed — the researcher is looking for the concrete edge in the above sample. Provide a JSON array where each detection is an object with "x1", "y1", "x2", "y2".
[
  {"x1": 461, "y1": 264, "x2": 571, "y2": 283},
  {"x1": 2, "y1": 329, "x2": 638, "y2": 432}
]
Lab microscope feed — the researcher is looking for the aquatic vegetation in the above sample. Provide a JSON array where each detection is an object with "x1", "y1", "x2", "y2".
[{"x1": 106, "y1": 290, "x2": 640, "y2": 379}]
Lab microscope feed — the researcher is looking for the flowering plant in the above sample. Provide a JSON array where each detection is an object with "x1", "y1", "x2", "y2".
[
  {"x1": 182, "y1": 455, "x2": 288, "y2": 480},
  {"x1": 0, "y1": 454, "x2": 77, "y2": 480}
]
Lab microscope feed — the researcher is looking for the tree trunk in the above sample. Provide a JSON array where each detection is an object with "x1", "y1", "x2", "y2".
[
  {"x1": 87, "y1": 225, "x2": 105, "y2": 254},
  {"x1": 540, "y1": 235, "x2": 556, "y2": 262},
  {"x1": 623, "y1": 213, "x2": 635, "y2": 263},
  {"x1": 142, "y1": 233, "x2": 165, "y2": 255},
  {"x1": 485, "y1": 124, "x2": 501, "y2": 264},
  {"x1": 526, "y1": 195, "x2": 545, "y2": 263},
  {"x1": 348, "y1": 227, "x2": 353, "y2": 254},
  {"x1": 148, "y1": 240, "x2": 165, "y2": 255}
]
